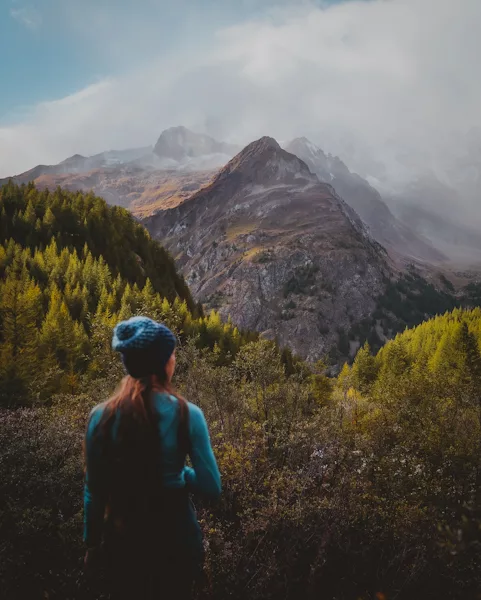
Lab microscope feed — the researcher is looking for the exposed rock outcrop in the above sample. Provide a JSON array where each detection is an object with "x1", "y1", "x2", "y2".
[{"x1": 144, "y1": 137, "x2": 392, "y2": 360}]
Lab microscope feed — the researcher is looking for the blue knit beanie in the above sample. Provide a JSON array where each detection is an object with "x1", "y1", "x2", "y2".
[{"x1": 112, "y1": 316, "x2": 176, "y2": 379}]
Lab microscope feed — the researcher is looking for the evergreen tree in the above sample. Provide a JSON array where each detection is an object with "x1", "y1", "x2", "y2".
[
  {"x1": 0, "y1": 271, "x2": 42, "y2": 403},
  {"x1": 351, "y1": 342, "x2": 378, "y2": 394},
  {"x1": 39, "y1": 286, "x2": 89, "y2": 372},
  {"x1": 458, "y1": 321, "x2": 481, "y2": 405},
  {"x1": 43, "y1": 206, "x2": 56, "y2": 231}
]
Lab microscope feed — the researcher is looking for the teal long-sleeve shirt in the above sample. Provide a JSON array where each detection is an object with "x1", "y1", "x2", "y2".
[{"x1": 84, "y1": 393, "x2": 221, "y2": 547}]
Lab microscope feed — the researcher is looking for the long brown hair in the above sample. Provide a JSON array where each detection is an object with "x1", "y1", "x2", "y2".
[{"x1": 93, "y1": 371, "x2": 190, "y2": 530}]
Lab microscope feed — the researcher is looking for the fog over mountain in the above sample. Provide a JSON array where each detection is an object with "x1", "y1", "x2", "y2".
[{"x1": 1, "y1": 0, "x2": 480, "y2": 229}]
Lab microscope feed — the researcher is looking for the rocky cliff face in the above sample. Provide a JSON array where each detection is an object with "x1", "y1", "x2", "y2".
[
  {"x1": 144, "y1": 137, "x2": 392, "y2": 361},
  {"x1": 285, "y1": 138, "x2": 443, "y2": 264}
]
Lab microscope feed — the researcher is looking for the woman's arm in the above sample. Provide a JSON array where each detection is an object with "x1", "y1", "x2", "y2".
[
  {"x1": 83, "y1": 405, "x2": 107, "y2": 547},
  {"x1": 183, "y1": 404, "x2": 222, "y2": 500}
]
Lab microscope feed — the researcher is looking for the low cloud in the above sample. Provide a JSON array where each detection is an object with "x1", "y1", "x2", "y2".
[{"x1": 1, "y1": 0, "x2": 480, "y2": 201}]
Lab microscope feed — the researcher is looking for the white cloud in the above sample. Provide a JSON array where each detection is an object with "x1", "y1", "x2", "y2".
[
  {"x1": 10, "y1": 6, "x2": 42, "y2": 30},
  {"x1": 2, "y1": 0, "x2": 480, "y2": 205}
]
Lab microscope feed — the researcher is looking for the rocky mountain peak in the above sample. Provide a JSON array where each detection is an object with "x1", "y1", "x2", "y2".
[
  {"x1": 59, "y1": 154, "x2": 89, "y2": 170},
  {"x1": 216, "y1": 136, "x2": 316, "y2": 187},
  {"x1": 247, "y1": 135, "x2": 281, "y2": 152},
  {"x1": 153, "y1": 126, "x2": 238, "y2": 162},
  {"x1": 61, "y1": 154, "x2": 86, "y2": 163}
]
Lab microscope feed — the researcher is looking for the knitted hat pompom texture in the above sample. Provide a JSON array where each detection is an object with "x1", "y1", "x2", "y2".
[{"x1": 112, "y1": 316, "x2": 177, "y2": 377}]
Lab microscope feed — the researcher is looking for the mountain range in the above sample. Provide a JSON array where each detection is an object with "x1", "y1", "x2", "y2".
[
  {"x1": 1, "y1": 126, "x2": 450, "y2": 262},
  {"x1": 3, "y1": 126, "x2": 481, "y2": 360},
  {"x1": 0, "y1": 127, "x2": 236, "y2": 217}
]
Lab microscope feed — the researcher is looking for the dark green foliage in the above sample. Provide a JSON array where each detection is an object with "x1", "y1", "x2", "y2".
[
  {"x1": 206, "y1": 290, "x2": 225, "y2": 309},
  {"x1": 3, "y1": 311, "x2": 481, "y2": 598},
  {"x1": 0, "y1": 181, "x2": 196, "y2": 311},
  {"x1": 366, "y1": 325, "x2": 382, "y2": 349},
  {"x1": 463, "y1": 281, "x2": 481, "y2": 306},
  {"x1": 377, "y1": 272, "x2": 457, "y2": 331},
  {"x1": 0, "y1": 405, "x2": 86, "y2": 599},
  {"x1": 280, "y1": 346, "x2": 298, "y2": 375}
]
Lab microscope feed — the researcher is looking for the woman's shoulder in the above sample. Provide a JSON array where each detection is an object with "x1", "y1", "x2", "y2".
[
  {"x1": 86, "y1": 401, "x2": 109, "y2": 431},
  {"x1": 186, "y1": 401, "x2": 208, "y2": 432},
  {"x1": 186, "y1": 400, "x2": 204, "y2": 418},
  {"x1": 89, "y1": 400, "x2": 109, "y2": 418},
  {"x1": 154, "y1": 393, "x2": 206, "y2": 427},
  {"x1": 164, "y1": 394, "x2": 205, "y2": 421}
]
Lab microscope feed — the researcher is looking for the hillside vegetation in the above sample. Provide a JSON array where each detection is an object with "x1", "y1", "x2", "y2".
[
  {"x1": 0, "y1": 182, "x2": 480, "y2": 599},
  {"x1": 0, "y1": 182, "x2": 257, "y2": 404}
]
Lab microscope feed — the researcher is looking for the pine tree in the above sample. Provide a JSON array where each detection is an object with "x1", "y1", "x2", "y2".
[
  {"x1": 23, "y1": 200, "x2": 36, "y2": 226},
  {"x1": 351, "y1": 342, "x2": 379, "y2": 393},
  {"x1": 0, "y1": 272, "x2": 42, "y2": 403},
  {"x1": 0, "y1": 206, "x2": 7, "y2": 241},
  {"x1": 458, "y1": 321, "x2": 481, "y2": 405},
  {"x1": 39, "y1": 286, "x2": 89, "y2": 371},
  {"x1": 43, "y1": 206, "x2": 56, "y2": 231},
  {"x1": 140, "y1": 278, "x2": 158, "y2": 315}
]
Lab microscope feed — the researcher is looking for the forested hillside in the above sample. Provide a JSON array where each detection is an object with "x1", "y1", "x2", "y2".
[
  {"x1": 0, "y1": 182, "x2": 257, "y2": 405},
  {"x1": 349, "y1": 306, "x2": 481, "y2": 398},
  {"x1": 1, "y1": 182, "x2": 480, "y2": 599},
  {"x1": 0, "y1": 181, "x2": 195, "y2": 306}
]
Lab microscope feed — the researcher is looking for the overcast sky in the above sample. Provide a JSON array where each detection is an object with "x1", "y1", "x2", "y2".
[{"x1": 1, "y1": 0, "x2": 479, "y2": 185}]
